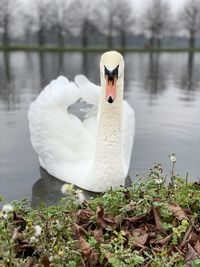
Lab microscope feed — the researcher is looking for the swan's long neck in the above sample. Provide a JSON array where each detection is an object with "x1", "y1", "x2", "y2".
[
  {"x1": 87, "y1": 76, "x2": 124, "y2": 192},
  {"x1": 96, "y1": 77, "x2": 123, "y2": 161}
]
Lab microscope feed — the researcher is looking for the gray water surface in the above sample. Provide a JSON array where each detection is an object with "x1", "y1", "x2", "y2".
[{"x1": 0, "y1": 52, "x2": 200, "y2": 203}]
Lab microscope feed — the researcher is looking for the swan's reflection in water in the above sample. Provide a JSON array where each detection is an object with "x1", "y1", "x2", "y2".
[
  {"x1": 31, "y1": 167, "x2": 65, "y2": 207},
  {"x1": 31, "y1": 167, "x2": 132, "y2": 208}
]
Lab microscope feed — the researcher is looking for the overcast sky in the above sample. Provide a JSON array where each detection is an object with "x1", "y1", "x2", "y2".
[
  {"x1": 22, "y1": 0, "x2": 187, "y2": 12},
  {"x1": 133, "y1": 0, "x2": 186, "y2": 12}
]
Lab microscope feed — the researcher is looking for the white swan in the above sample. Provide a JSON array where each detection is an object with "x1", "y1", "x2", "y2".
[{"x1": 28, "y1": 51, "x2": 135, "y2": 192}]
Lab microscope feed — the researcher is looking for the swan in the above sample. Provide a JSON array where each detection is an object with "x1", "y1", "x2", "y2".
[{"x1": 28, "y1": 51, "x2": 135, "y2": 192}]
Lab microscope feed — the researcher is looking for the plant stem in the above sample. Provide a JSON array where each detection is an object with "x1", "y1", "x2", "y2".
[
  {"x1": 171, "y1": 162, "x2": 175, "y2": 188},
  {"x1": 186, "y1": 172, "x2": 189, "y2": 187}
]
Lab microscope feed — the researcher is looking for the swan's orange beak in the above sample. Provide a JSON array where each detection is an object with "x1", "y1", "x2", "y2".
[{"x1": 106, "y1": 77, "x2": 117, "y2": 103}]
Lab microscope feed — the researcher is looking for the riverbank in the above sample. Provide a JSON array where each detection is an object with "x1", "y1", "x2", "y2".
[
  {"x1": 0, "y1": 161, "x2": 200, "y2": 266},
  {"x1": 1, "y1": 45, "x2": 200, "y2": 53}
]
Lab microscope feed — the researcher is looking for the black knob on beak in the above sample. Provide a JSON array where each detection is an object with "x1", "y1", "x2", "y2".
[{"x1": 108, "y1": 96, "x2": 113, "y2": 103}]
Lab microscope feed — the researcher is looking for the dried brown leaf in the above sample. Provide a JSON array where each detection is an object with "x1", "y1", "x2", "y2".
[
  {"x1": 125, "y1": 214, "x2": 146, "y2": 223},
  {"x1": 190, "y1": 229, "x2": 200, "y2": 243},
  {"x1": 74, "y1": 223, "x2": 87, "y2": 236},
  {"x1": 24, "y1": 257, "x2": 35, "y2": 267},
  {"x1": 132, "y1": 227, "x2": 147, "y2": 237},
  {"x1": 185, "y1": 243, "x2": 199, "y2": 266},
  {"x1": 96, "y1": 206, "x2": 115, "y2": 228},
  {"x1": 41, "y1": 255, "x2": 50, "y2": 267},
  {"x1": 155, "y1": 234, "x2": 173, "y2": 246},
  {"x1": 77, "y1": 208, "x2": 93, "y2": 222},
  {"x1": 134, "y1": 233, "x2": 149, "y2": 246},
  {"x1": 194, "y1": 240, "x2": 200, "y2": 256},
  {"x1": 168, "y1": 204, "x2": 188, "y2": 221},
  {"x1": 13, "y1": 212, "x2": 26, "y2": 224},
  {"x1": 180, "y1": 226, "x2": 193, "y2": 248},
  {"x1": 92, "y1": 229, "x2": 104, "y2": 243},
  {"x1": 152, "y1": 207, "x2": 165, "y2": 232},
  {"x1": 88, "y1": 250, "x2": 99, "y2": 267},
  {"x1": 78, "y1": 236, "x2": 99, "y2": 266},
  {"x1": 79, "y1": 236, "x2": 91, "y2": 256}
]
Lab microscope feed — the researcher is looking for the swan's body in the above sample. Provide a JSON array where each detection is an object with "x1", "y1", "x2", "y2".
[{"x1": 28, "y1": 51, "x2": 135, "y2": 192}]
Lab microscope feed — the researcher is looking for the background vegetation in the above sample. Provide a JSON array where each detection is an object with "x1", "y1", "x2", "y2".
[{"x1": 1, "y1": 0, "x2": 200, "y2": 50}]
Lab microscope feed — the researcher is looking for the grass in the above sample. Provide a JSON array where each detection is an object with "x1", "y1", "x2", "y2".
[
  {"x1": 1, "y1": 45, "x2": 200, "y2": 53},
  {"x1": 0, "y1": 156, "x2": 200, "y2": 266}
]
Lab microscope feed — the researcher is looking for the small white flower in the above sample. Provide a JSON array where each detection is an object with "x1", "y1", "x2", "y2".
[
  {"x1": 155, "y1": 178, "x2": 163, "y2": 185},
  {"x1": 3, "y1": 213, "x2": 8, "y2": 219},
  {"x1": 76, "y1": 190, "x2": 86, "y2": 204},
  {"x1": 30, "y1": 236, "x2": 37, "y2": 243},
  {"x1": 169, "y1": 153, "x2": 176, "y2": 163},
  {"x1": 34, "y1": 225, "x2": 42, "y2": 237},
  {"x1": 49, "y1": 256, "x2": 53, "y2": 262},
  {"x1": 61, "y1": 183, "x2": 74, "y2": 194},
  {"x1": 2, "y1": 204, "x2": 14, "y2": 214}
]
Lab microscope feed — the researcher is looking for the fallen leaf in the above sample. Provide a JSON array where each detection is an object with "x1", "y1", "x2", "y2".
[
  {"x1": 24, "y1": 257, "x2": 35, "y2": 267},
  {"x1": 78, "y1": 236, "x2": 99, "y2": 266},
  {"x1": 96, "y1": 206, "x2": 115, "y2": 228},
  {"x1": 155, "y1": 234, "x2": 173, "y2": 246},
  {"x1": 88, "y1": 250, "x2": 99, "y2": 267},
  {"x1": 185, "y1": 243, "x2": 198, "y2": 267},
  {"x1": 125, "y1": 214, "x2": 146, "y2": 223},
  {"x1": 41, "y1": 255, "x2": 50, "y2": 267},
  {"x1": 92, "y1": 229, "x2": 104, "y2": 243},
  {"x1": 152, "y1": 207, "x2": 165, "y2": 233},
  {"x1": 77, "y1": 208, "x2": 93, "y2": 222},
  {"x1": 180, "y1": 226, "x2": 192, "y2": 248},
  {"x1": 134, "y1": 233, "x2": 149, "y2": 246},
  {"x1": 168, "y1": 204, "x2": 188, "y2": 221},
  {"x1": 74, "y1": 223, "x2": 87, "y2": 236},
  {"x1": 79, "y1": 236, "x2": 91, "y2": 256},
  {"x1": 194, "y1": 240, "x2": 200, "y2": 256}
]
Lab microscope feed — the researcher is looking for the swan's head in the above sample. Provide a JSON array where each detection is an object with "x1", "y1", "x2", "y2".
[{"x1": 100, "y1": 51, "x2": 124, "y2": 104}]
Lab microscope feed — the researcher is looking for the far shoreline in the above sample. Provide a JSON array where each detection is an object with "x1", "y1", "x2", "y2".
[{"x1": 1, "y1": 45, "x2": 200, "y2": 53}]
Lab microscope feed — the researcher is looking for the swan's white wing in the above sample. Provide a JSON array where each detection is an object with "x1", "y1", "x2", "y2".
[
  {"x1": 75, "y1": 75, "x2": 100, "y2": 106},
  {"x1": 122, "y1": 101, "x2": 135, "y2": 177},
  {"x1": 28, "y1": 76, "x2": 100, "y2": 186},
  {"x1": 74, "y1": 74, "x2": 101, "y2": 139}
]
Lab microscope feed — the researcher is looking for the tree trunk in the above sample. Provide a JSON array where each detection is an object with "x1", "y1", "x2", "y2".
[
  {"x1": 3, "y1": 16, "x2": 9, "y2": 46},
  {"x1": 58, "y1": 31, "x2": 64, "y2": 47},
  {"x1": 156, "y1": 37, "x2": 161, "y2": 49},
  {"x1": 38, "y1": 28, "x2": 45, "y2": 46},
  {"x1": 120, "y1": 30, "x2": 126, "y2": 48},
  {"x1": 189, "y1": 32, "x2": 195, "y2": 49},
  {"x1": 149, "y1": 36, "x2": 155, "y2": 48},
  {"x1": 81, "y1": 20, "x2": 88, "y2": 48},
  {"x1": 108, "y1": 17, "x2": 113, "y2": 49}
]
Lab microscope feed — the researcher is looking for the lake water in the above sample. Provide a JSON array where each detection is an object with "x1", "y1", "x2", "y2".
[{"x1": 0, "y1": 51, "x2": 200, "y2": 204}]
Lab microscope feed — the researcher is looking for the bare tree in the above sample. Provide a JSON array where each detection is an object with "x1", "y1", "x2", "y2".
[
  {"x1": 94, "y1": 0, "x2": 134, "y2": 48},
  {"x1": 76, "y1": 0, "x2": 99, "y2": 48},
  {"x1": 115, "y1": 0, "x2": 134, "y2": 48},
  {"x1": 48, "y1": 0, "x2": 80, "y2": 47},
  {"x1": 141, "y1": 0, "x2": 172, "y2": 48},
  {"x1": 23, "y1": 0, "x2": 50, "y2": 46},
  {"x1": 179, "y1": 0, "x2": 200, "y2": 49},
  {"x1": 0, "y1": 0, "x2": 18, "y2": 46},
  {"x1": 94, "y1": 0, "x2": 119, "y2": 48}
]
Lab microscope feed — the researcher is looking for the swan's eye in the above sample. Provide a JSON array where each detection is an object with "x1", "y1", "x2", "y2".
[{"x1": 104, "y1": 65, "x2": 119, "y2": 81}]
